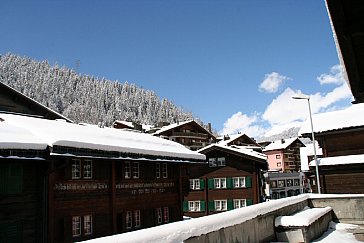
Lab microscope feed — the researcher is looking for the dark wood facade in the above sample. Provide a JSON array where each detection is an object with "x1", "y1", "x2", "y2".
[
  {"x1": 48, "y1": 157, "x2": 190, "y2": 242},
  {"x1": 304, "y1": 126, "x2": 364, "y2": 194},
  {"x1": 183, "y1": 145, "x2": 267, "y2": 218},
  {"x1": 153, "y1": 121, "x2": 216, "y2": 151},
  {"x1": 0, "y1": 158, "x2": 48, "y2": 243}
]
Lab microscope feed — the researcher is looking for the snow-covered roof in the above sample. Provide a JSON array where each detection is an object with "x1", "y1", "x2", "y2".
[
  {"x1": 0, "y1": 114, "x2": 206, "y2": 162},
  {"x1": 199, "y1": 144, "x2": 267, "y2": 161},
  {"x1": 217, "y1": 133, "x2": 258, "y2": 146},
  {"x1": 113, "y1": 120, "x2": 153, "y2": 131},
  {"x1": 0, "y1": 119, "x2": 48, "y2": 150},
  {"x1": 299, "y1": 103, "x2": 364, "y2": 135},
  {"x1": 153, "y1": 120, "x2": 215, "y2": 138},
  {"x1": 153, "y1": 120, "x2": 194, "y2": 135},
  {"x1": 309, "y1": 154, "x2": 364, "y2": 166},
  {"x1": 263, "y1": 137, "x2": 301, "y2": 152}
]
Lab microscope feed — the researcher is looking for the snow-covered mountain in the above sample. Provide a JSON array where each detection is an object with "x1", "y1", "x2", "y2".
[{"x1": 0, "y1": 53, "x2": 198, "y2": 126}]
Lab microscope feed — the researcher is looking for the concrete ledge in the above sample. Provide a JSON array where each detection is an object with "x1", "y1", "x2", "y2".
[{"x1": 275, "y1": 207, "x2": 333, "y2": 243}]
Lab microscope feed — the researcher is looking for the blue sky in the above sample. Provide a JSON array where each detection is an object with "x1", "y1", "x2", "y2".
[{"x1": 0, "y1": 0, "x2": 354, "y2": 137}]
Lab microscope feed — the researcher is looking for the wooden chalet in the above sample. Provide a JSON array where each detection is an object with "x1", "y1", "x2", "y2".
[
  {"x1": 263, "y1": 138, "x2": 305, "y2": 173},
  {"x1": 0, "y1": 82, "x2": 206, "y2": 243},
  {"x1": 217, "y1": 133, "x2": 261, "y2": 148},
  {"x1": 152, "y1": 120, "x2": 216, "y2": 151},
  {"x1": 183, "y1": 144, "x2": 267, "y2": 218},
  {"x1": 299, "y1": 103, "x2": 364, "y2": 194}
]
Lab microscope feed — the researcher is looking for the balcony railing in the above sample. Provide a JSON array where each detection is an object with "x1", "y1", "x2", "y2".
[{"x1": 171, "y1": 131, "x2": 209, "y2": 139}]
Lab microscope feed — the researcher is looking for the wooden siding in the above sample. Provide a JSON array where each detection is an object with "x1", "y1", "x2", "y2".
[
  {"x1": 49, "y1": 158, "x2": 184, "y2": 242},
  {"x1": 0, "y1": 160, "x2": 48, "y2": 243}
]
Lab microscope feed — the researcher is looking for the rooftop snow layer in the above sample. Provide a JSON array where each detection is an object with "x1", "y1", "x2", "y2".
[
  {"x1": 299, "y1": 103, "x2": 364, "y2": 135},
  {"x1": 309, "y1": 154, "x2": 364, "y2": 166},
  {"x1": 199, "y1": 144, "x2": 267, "y2": 161},
  {"x1": 0, "y1": 114, "x2": 205, "y2": 161},
  {"x1": 263, "y1": 137, "x2": 299, "y2": 152}
]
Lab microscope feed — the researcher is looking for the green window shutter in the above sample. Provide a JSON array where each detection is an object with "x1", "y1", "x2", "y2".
[
  {"x1": 200, "y1": 201, "x2": 206, "y2": 212},
  {"x1": 246, "y1": 176, "x2": 252, "y2": 188},
  {"x1": 247, "y1": 199, "x2": 253, "y2": 206},
  {"x1": 227, "y1": 177, "x2": 233, "y2": 189},
  {"x1": 227, "y1": 199, "x2": 233, "y2": 210},
  {"x1": 208, "y1": 178, "x2": 215, "y2": 189},
  {"x1": 8, "y1": 165, "x2": 23, "y2": 194},
  {"x1": 182, "y1": 201, "x2": 189, "y2": 212},
  {"x1": 200, "y1": 179, "x2": 205, "y2": 190},
  {"x1": 208, "y1": 201, "x2": 215, "y2": 211},
  {"x1": 0, "y1": 164, "x2": 8, "y2": 194},
  {"x1": 0, "y1": 222, "x2": 22, "y2": 243}
]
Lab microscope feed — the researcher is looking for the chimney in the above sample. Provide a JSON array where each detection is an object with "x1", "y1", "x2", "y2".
[
  {"x1": 208, "y1": 123, "x2": 212, "y2": 133},
  {"x1": 281, "y1": 138, "x2": 285, "y2": 143}
]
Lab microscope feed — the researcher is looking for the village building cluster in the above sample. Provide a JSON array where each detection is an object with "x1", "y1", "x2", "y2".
[{"x1": 1, "y1": 79, "x2": 364, "y2": 243}]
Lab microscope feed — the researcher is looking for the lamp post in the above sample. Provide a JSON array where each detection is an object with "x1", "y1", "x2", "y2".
[{"x1": 292, "y1": 94, "x2": 321, "y2": 194}]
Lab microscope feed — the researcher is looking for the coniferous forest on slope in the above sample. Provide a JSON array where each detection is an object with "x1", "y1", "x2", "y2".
[{"x1": 0, "y1": 53, "x2": 199, "y2": 127}]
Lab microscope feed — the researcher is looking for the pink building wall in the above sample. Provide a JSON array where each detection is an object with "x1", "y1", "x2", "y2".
[{"x1": 265, "y1": 150, "x2": 284, "y2": 171}]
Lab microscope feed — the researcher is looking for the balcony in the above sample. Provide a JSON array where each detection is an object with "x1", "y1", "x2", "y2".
[{"x1": 171, "y1": 131, "x2": 209, "y2": 139}]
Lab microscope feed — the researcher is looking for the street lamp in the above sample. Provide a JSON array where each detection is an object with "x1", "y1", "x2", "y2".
[{"x1": 292, "y1": 93, "x2": 321, "y2": 194}]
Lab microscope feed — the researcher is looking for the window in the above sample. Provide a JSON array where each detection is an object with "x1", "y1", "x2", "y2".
[
  {"x1": 276, "y1": 154, "x2": 281, "y2": 159},
  {"x1": 124, "y1": 162, "x2": 131, "y2": 179},
  {"x1": 132, "y1": 162, "x2": 139, "y2": 179},
  {"x1": 72, "y1": 215, "x2": 92, "y2": 237},
  {"x1": 72, "y1": 159, "x2": 81, "y2": 179},
  {"x1": 83, "y1": 215, "x2": 92, "y2": 235},
  {"x1": 163, "y1": 207, "x2": 169, "y2": 223},
  {"x1": 155, "y1": 163, "x2": 161, "y2": 178},
  {"x1": 208, "y1": 157, "x2": 226, "y2": 167},
  {"x1": 233, "y1": 199, "x2": 246, "y2": 209},
  {"x1": 72, "y1": 216, "x2": 81, "y2": 237},
  {"x1": 162, "y1": 163, "x2": 168, "y2": 178},
  {"x1": 134, "y1": 210, "x2": 141, "y2": 228},
  {"x1": 217, "y1": 157, "x2": 226, "y2": 166},
  {"x1": 214, "y1": 178, "x2": 226, "y2": 189},
  {"x1": 215, "y1": 200, "x2": 227, "y2": 211},
  {"x1": 294, "y1": 179, "x2": 300, "y2": 186},
  {"x1": 71, "y1": 159, "x2": 93, "y2": 179},
  {"x1": 156, "y1": 208, "x2": 163, "y2": 224},
  {"x1": 270, "y1": 180, "x2": 277, "y2": 188},
  {"x1": 189, "y1": 201, "x2": 200, "y2": 212},
  {"x1": 277, "y1": 162, "x2": 281, "y2": 167},
  {"x1": 83, "y1": 160, "x2": 92, "y2": 179},
  {"x1": 233, "y1": 177, "x2": 245, "y2": 188},
  {"x1": 278, "y1": 180, "x2": 285, "y2": 187},
  {"x1": 286, "y1": 179, "x2": 293, "y2": 187},
  {"x1": 208, "y1": 158, "x2": 217, "y2": 167},
  {"x1": 126, "y1": 211, "x2": 133, "y2": 229},
  {"x1": 190, "y1": 179, "x2": 200, "y2": 190}
]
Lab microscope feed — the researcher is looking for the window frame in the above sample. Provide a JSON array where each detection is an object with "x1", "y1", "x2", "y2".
[
  {"x1": 132, "y1": 162, "x2": 139, "y2": 179},
  {"x1": 232, "y1": 177, "x2": 245, "y2": 188},
  {"x1": 162, "y1": 163, "x2": 168, "y2": 178},
  {"x1": 163, "y1": 207, "x2": 169, "y2": 223},
  {"x1": 189, "y1": 201, "x2": 201, "y2": 212},
  {"x1": 233, "y1": 199, "x2": 247, "y2": 209},
  {"x1": 72, "y1": 216, "x2": 82, "y2": 237},
  {"x1": 134, "y1": 210, "x2": 141, "y2": 228},
  {"x1": 126, "y1": 211, "x2": 133, "y2": 229},
  {"x1": 124, "y1": 162, "x2": 131, "y2": 179},
  {"x1": 215, "y1": 200, "x2": 227, "y2": 211},
  {"x1": 83, "y1": 215, "x2": 92, "y2": 235},
  {"x1": 214, "y1": 178, "x2": 227, "y2": 189},
  {"x1": 71, "y1": 159, "x2": 81, "y2": 179},
  {"x1": 156, "y1": 208, "x2": 163, "y2": 224},
  {"x1": 190, "y1": 179, "x2": 200, "y2": 190},
  {"x1": 155, "y1": 163, "x2": 161, "y2": 178},
  {"x1": 83, "y1": 160, "x2": 93, "y2": 179}
]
